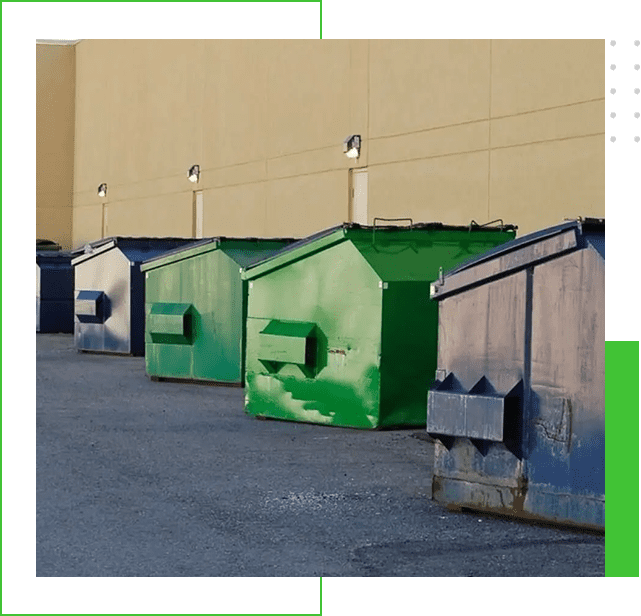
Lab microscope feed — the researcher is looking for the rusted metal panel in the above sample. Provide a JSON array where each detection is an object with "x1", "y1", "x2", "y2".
[
  {"x1": 524, "y1": 243, "x2": 605, "y2": 528},
  {"x1": 428, "y1": 219, "x2": 604, "y2": 530}
]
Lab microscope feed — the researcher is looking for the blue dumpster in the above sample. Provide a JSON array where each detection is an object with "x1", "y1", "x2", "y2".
[
  {"x1": 427, "y1": 218, "x2": 605, "y2": 530},
  {"x1": 36, "y1": 249, "x2": 82, "y2": 333}
]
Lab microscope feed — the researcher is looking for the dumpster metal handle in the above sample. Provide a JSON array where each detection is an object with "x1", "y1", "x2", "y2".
[
  {"x1": 469, "y1": 219, "x2": 504, "y2": 231},
  {"x1": 372, "y1": 217, "x2": 414, "y2": 243}
]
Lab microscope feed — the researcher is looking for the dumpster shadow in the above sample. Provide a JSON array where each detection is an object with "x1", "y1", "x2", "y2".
[
  {"x1": 351, "y1": 534, "x2": 605, "y2": 576},
  {"x1": 454, "y1": 506, "x2": 605, "y2": 536}
]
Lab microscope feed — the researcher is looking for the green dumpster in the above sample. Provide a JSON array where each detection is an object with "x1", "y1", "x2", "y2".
[
  {"x1": 141, "y1": 237, "x2": 296, "y2": 385},
  {"x1": 242, "y1": 222, "x2": 517, "y2": 429}
]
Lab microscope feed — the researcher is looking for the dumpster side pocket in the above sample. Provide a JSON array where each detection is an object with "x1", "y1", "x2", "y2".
[
  {"x1": 258, "y1": 320, "x2": 321, "y2": 378},
  {"x1": 75, "y1": 290, "x2": 108, "y2": 324},
  {"x1": 148, "y1": 302, "x2": 194, "y2": 345}
]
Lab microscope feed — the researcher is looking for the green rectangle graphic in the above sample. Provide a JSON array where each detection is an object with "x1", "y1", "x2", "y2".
[{"x1": 606, "y1": 340, "x2": 639, "y2": 577}]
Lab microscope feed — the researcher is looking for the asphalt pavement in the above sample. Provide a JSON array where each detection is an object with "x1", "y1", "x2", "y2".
[{"x1": 36, "y1": 334, "x2": 604, "y2": 576}]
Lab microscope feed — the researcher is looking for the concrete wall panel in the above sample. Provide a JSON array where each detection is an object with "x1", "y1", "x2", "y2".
[
  {"x1": 37, "y1": 43, "x2": 75, "y2": 248},
  {"x1": 265, "y1": 171, "x2": 348, "y2": 237},
  {"x1": 489, "y1": 134, "x2": 605, "y2": 233},
  {"x1": 72, "y1": 205, "x2": 102, "y2": 248},
  {"x1": 48, "y1": 39, "x2": 605, "y2": 246},
  {"x1": 369, "y1": 151, "x2": 490, "y2": 226},
  {"x1": 491, "y1": 39, "x2": 605, "y2": 116},
  {"x1": 369, "y1": 40, "x2": 491, "y2": 137}
]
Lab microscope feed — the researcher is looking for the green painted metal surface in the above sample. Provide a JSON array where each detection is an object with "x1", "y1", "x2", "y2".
[
  {"x1": 243, "y1": 223, "x2": 517, "y2": 429},
  {"x1": 142, "y1": 238, "x2": 294, "y2": 384},
  {"x1": 259, "y1": 320, "x2": 315, "y2": 364},
  {"x1": 148, "y1": 303, "x2": 193, "y2": 345}
]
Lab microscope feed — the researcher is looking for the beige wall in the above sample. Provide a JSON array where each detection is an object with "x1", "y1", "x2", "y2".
[
  {"x1": 367, "y1": 40, "x2": 605, "y2": 230},
  {"x1": 61, "y1": 39, "x2": 604, "y2": 247},
  {"x1": 37, "y1": 43, "x2": 76, "y2": 249}
]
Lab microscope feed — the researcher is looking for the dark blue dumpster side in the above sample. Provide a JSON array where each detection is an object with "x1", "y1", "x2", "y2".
[
  {"x1": 37, "y1": 250, "x2": 80, "y2": 333},
  {"x1": 427, "y1": 218, "x2": 605, "y2": 530}
]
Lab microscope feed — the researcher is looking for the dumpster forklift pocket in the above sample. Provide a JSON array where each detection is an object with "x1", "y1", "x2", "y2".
[
  {"x1": 258, "y1": 320, "x2": 319, "y2": 378},
  {"x1": 148, "y1": 303, "x2": 194, "y2": 345},
  {"x1": 75, "y1": 290, "x2": 108, "y2": 323},
  {"x1": 427, "y1": 374, "x2": 524, "y2": 456}
]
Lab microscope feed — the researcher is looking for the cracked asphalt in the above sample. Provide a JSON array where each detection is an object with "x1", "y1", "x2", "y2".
[{"x1": 37, "y1": 334, "x2": 604, "y2": 576}]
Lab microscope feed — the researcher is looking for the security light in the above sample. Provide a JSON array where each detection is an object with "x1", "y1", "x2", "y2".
[
  {"x1": 343, "y1": 135, "x2": 361, "y2": 159},
  {"x1": 188, "y1": 165, "x2": 200, "y2": 183},
  {"x1": 97, "y1": 183, "x2": 107, "y2": 198}
]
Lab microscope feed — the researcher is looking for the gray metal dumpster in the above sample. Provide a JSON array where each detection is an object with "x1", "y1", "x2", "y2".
[
  {"x1": 36, "y1": 249, "x2": 82, "y2": 333},
  {"x1": 427, "y1": 218, "x2": 604, "y2": 530},
  {"x1": 72, "y1": 237, "x2": 195, "y2": 355}
]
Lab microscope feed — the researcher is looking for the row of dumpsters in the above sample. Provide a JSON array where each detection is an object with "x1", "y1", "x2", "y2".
[{"x1": 36, "y1": 218, "x2": 605, "y2": 530}]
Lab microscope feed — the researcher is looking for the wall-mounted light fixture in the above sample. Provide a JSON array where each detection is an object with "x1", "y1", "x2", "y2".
[
  {"x1": 188, "y1": 164, "x2": 200, "y2": 183},
  {"x1": 97, "y1": 183, "x2": 108, "y2": 198},
  {"x1": 343, "y1": 135, "x2": 361, "y2": 159}
]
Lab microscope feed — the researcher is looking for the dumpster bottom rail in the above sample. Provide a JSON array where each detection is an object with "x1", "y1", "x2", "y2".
[
  {"x1": 432, "y1": 474, "x2": 605, "y2": 532},
  {"x1": 148, "y1": 375, "x2": 243, "y2": 388}
]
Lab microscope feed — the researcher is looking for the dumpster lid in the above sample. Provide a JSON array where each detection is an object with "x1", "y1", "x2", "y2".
[
  {"x1": 242, "y1": 225, "x2": 348, "y2": 280},
  {"x1": 36, "y1": 239, "x2": 61, "y2": 251},
  {"x1": 37, "y1": 246, "x2": 84, "y2": 264},
  {"x1": 242, "y1": 221, "x2": 517, "y2": 281},
  {"x1": 72, "y1": 236, "x2": 196, "y2": 266},
  {"x1": 141, "y1": 238, "x2": 218, "y2": 271},
  {"x1": 430, "y1": 217, "x2": 605, "y2": 300},
  {"x1": 140, "y1": 236, "x2": 298, "y2": 272}
]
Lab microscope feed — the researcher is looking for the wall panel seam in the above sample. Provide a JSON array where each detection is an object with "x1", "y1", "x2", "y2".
[
  {"x1": 488, "y1": 39, "x2": 493, "y2": 221},
  {"x1": 367, "y1": 147, "x2": 488, "y2": 169},
  {"x1": 368, "y1": 97, "x2": 605, "y2": 142},
  {"x1": 73, "y1": 167, "x2": 346, "y2": 207},
  {"x1": 367, "y1": 131, "x2": 605, "y2": 169},
  {"x1": 72, "y1": 202, "x2": 104, "y2": 210},
  {"x1": 490, "y1": 131, "x2": 605, "y2": 152},
  {"x1": 72, "y1": 144, "x2": 348, "y2": 194},
  {"x1": 72, "y1": 129, "x2": 604, "y2": 203},
  {"x1": 491, "y1": 97, "x2": 605, "y2": 120}
]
